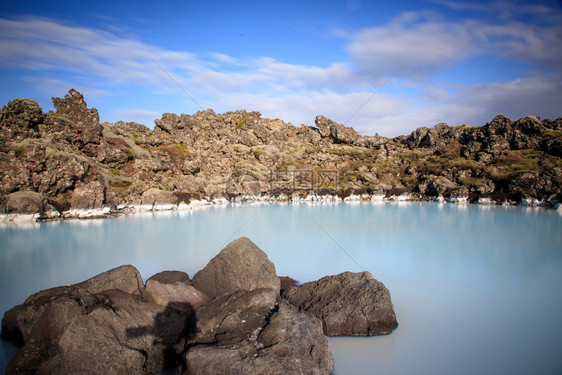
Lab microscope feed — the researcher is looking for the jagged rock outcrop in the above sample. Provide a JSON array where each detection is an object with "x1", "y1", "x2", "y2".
[
  {"x1": 282, "y1": 271, "x2": 397, "y2": 336},
  {"x1": 1, "y1": 89, "x2": 561, "y2": 218},
  {"x1": 315, "y1": 115, "x2": 365, "y2": 146},
  {"x1": 47, "y1": 89, "x2": 102, "y2": 156},
  {"x1": 0, "y1": 98, "x2": 44, "y2": 144}
]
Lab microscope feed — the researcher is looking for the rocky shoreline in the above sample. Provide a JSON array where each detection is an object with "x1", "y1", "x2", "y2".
[
  {"x1": 1, "y1": 89, "x2": 561, "y2": 222},
  {"x1": 1, "y1": 192, "x2": 559, "y2": 224},
  {"x1": 1, "y1": 237, "x2": 397, "y2": 374}
]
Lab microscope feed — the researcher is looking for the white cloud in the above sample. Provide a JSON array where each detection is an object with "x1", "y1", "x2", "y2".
[
  {"x1": 0, "y1": 17, "x2": 195, "y2": 88},
  {"x1": 471, "y1": 22, "x2": 562, "y2": 69},
  {"x1": 345, "y1": 7, "x2": 562, "y2": 80},
  {"x1": 255, "y1": 58, "x2": 358, "y2": 91},
  {"x1": 347, "y1": 13, "x2": 479, "y2": 79},
  {"x1": 23, "y1": 77, "x2": 110, "y2": 98},
  {"x1": 457, "y1": 74, "x2": 562, "y2": 123},
  {"x1": 0, "y1": 11, "x2": 560, "y2": 138},
  {"x1": 361, "y1": 74, "x2": 562, "y2": 136}
]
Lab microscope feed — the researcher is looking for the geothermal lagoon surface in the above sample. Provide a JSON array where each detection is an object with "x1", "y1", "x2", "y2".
[{"x1": 1, "y1": 202, "x2": 561, "y2": 374}]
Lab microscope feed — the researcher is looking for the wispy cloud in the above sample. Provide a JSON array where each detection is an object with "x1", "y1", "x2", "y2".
[
  {"x1": 345, "y1": 8, "x2": 562, "y2": 81},
  {"x1": 0, "y1": 17, "x2": 195, "y2": 87},
  {"x1": 347, "y1": 12, "x2": 479, "y2": 80},
  {"x1": 0, "y1": 4, "x2": 560, "y2": 137}
]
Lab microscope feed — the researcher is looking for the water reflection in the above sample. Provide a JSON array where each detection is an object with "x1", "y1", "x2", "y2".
[{"x1": 1, "y1": 203, "x2": 561, "y2": 374}]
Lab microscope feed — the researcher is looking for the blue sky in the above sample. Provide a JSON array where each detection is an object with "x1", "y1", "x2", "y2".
[{"x1": 1, "y1": 0, "x2": 561, "y2": 137}]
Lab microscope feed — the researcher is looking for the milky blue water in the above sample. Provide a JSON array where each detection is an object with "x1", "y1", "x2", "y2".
[{"x1": 1, "y1": 203, "x2": 561, "y2": 374}]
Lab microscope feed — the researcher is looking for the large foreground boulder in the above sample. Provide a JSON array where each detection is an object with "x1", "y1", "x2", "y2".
[
  {"x1": 191, "y1": 237, "x2": 280, "y2": 298},
  {"x1": 2, "y1": 239, "x2": 394, "y2": 374},
  {"x1": 183, "y1": 300, "x2": 334, "y2": 375},
  {"x1": 7, "y1": 289, "x2": 194, "y2": 374},
  {"x1": 282, "y1": 271, "x2": 397, "y2": 336},
  {"x1": 1, "y1": 265, "x2": 144, "y2": 345}
]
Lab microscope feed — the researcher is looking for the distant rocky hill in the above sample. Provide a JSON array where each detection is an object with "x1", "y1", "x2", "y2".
[{"x1": 1, "y1": 89, "x2": 561, "y2": 219}]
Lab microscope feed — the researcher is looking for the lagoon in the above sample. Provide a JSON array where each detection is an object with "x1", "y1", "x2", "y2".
[{"x1": 1, "y1": 203, "x2": 561, "y2": 374}]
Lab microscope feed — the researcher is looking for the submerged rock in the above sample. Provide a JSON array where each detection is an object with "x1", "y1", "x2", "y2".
[
  {"x1": 282, "y1": 271, "x2": 398, "y2": 336},
  {"x1": 191, "y1": 237, "x2": 280, "y2": 298}
]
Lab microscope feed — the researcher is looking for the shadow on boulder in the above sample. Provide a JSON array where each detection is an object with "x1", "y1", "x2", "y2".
[{"x1": 126, "y1": 301, "x2": 197, "y2": 370}]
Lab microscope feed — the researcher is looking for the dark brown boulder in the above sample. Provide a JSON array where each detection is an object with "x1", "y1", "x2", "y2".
[
  {"x1": 6, "y1": 298, "x2": 84, "y2": 374},
  {"x1": 1, "y1": 265, "x2": 144, "y2": 345},
  {"x1": 183, "y1": 300, "x2": 333, "y2": 375},
  {"x1": 148, "y1": 270, "x2": 191, "y2": 284},
  {"x1": 187, "y1": 288, "x2": 279, "y2": 346},
  {"x1": 282, "y1": 271, "x2": 397, "y2": 336},
  {"x1": 7, "y1": 289, "x2": 195, "y2": 374},
  {"x1": 279, "y1": 276, "x2": 298, "y2": 291},
  {"x1": 5, "y1": 191, "x2": 44, "y2": 214},
  {"x1": 191, "y1": 237, "x2": 280, "y2": 298}
]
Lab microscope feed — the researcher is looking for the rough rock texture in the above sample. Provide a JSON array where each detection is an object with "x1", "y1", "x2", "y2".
[
  {"x1": 183, "y1": 300, "x2": 334, "y2": 375},
  {"x1": 148, "y1": 270, "x2": 191, "y2": 284},
  {"x1": 143, "y1": 271, "x2": 211, "y2": 309},
  {"x1": 315, "y1": 115, "x2": 364, "y2": 146},
  {"x1": 1, "y1": 265, "x2": 144, "y2": 345},
  {"x1": 0, "y1": 98, "x2": 43, "y2": 144},
  {"x1": 279, "y1": 276, "x2": 298, "y2": 291},
  {"x1": 6, "y1": 289, "x2": 194, "y2": 374},
  {"x1": 282, "y1": 271, "x2": 397, "y2": 336},
  {"x1": 188, "y1": 288, "x2": 279, "y2": 346},
  {"x1": 2, "y1": 238, "x2": 394, "y2": 374},
  {"x1": 69, "y1": 180, "x2": 105, "y2": 208},
  {"x1": 1, "y1": 90, "x2": 561, "y2": 216},
  {"x1": 5, "y1": 191, "x2": 45, "y2": 214},
  {"x1": 49, "y1": 89, "x2": 102, "y2": 156},
  {"x1": 191, "y1": 237, "x2": 280, "y2": 298}
]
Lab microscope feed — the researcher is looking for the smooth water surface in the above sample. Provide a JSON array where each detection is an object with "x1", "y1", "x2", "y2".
[{"x1": 1, "y1": 203, "x2": 561, "y2": 374}]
